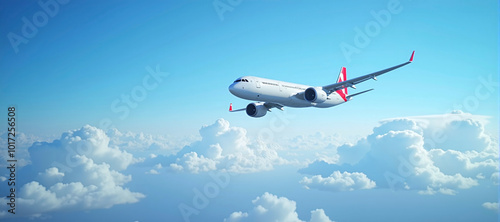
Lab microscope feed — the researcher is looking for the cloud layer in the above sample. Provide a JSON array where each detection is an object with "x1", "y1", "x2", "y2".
[{"x1": 0, "y1": 112, "x2": 496, "y2": 220}]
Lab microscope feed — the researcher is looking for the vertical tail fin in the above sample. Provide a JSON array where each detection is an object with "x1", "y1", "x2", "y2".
[{"x1": 336, "y1": 67, "x2": 348, "y2": 101}]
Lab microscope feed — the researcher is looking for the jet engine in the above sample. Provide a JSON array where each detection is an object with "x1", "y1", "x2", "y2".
[
  {"x1": 304, "y1": 87, "x2": 328, "y2": 103},
  {"x1": 246, "y1": 102, "x2": 267, "y2": 118}
]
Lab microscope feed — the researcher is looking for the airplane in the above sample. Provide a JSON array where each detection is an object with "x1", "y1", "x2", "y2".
[{"x1": 228, "y1": 51, "x2": 414, "y2": 118}]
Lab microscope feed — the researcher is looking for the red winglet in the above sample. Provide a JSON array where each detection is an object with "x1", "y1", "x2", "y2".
[
  {"x1": 229, "y1": 103, "x2": 233, "y2": 111},
  {"x1": 409, "y1": 51, "x2": 415, "y2": 62}
]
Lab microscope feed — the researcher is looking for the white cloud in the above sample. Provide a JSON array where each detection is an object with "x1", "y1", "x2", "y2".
[
  {"x1": 428, "y1": 149, "x2": 498, "y2": 179},
  {"x1": 359, "y1": 128, "x2": 477, "y2": 193},
  {"x1": 147, "y1": 169, "x2": 159, "y2": 174},
  {"x1": 336, "y1": 118, "x2": 423, "y2": 165},
  {"x1": 483, "y1": 202, "x2": 500, "y2": 212},
  {"x1": 436, "y1": 188, "x2": 457, "y2": 195},
  {"x1": 5, "y1": 155, "x2": 144, "y2": 217},
  {"x1": 418, "y1": 187, "x2": 457, "y2": 196},
  {"x1": 0, "y1": 125, "x2": 145, "y2": 218},
  {"x1": 66, "y1": 125, "x2": 141, "y2": 170},
  {"x1": 300, "y1": 171, "x2": 376, "y2": 192},
  {"x1": 491, "y1": 172, "x2": 499, "y2": 185},
  {"x1": 390, "y1": 112, "x2": 494, "y2": 152},
  {"x1": 225, "y1": 211, "x2": 249, "y2": 221},
  {"x1": 170, "y1": 152, "x2": 218, "y2": 174},
  {"x1": 482, "y1": 202, "x2": 499, "y2": 212},
  {"x1": 310, "y1": 209, "x2": 335, "y2": 222},
  {"x1": 145, "y1": 161, "x2": 164, "y2": 174},
  {"x1": 40, "y1": 167, "x2": 64, "y2": 178},
  {"x1": 168, "y1": 119, "x2": 286, "y2": 174},
  {"x1": 476, "y1": 173, "x2": 485, "y2": 179},
  {"x1": 224, "y1": 193, "x2": 334, "y2": 222},
  {"x1": 417, "y1": 186, "x2": 437, "y2": 195},
  {"x1": 301, "y1": 112, "x2": 496, "y2": 195},
  {"x1": 37, "y1": 167, "x2": 65, "y2": 185},
  {"x1": 336, "y1": 140, "x2": 369, "y2": 165},
  {"x1": 28, "y1": 125, "x2": 140, "y2": 171},
  {"x1": 169, "y1": 163, "x2": 184, "y2": 171}
]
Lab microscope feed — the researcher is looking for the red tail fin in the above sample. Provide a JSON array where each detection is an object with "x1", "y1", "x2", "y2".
[{"x1": 336, "y1": 67, "x2": 348, "y2": 101}]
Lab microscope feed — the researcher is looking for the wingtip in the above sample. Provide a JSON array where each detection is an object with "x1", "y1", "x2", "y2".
[
  {"x1": 409, "y1": 51, "x2": 415, "y2": 62},
  {"x1": 229, "y1": 103, "x2": 233, "y2": 112}
]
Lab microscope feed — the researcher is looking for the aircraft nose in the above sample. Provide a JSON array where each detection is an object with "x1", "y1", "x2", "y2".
[
  {"x1": 228, "y1": 83, "x2": 236, "y2": 94},
  {"x1": 229, "y1": 83, "x2": 242, "y2": 96}
]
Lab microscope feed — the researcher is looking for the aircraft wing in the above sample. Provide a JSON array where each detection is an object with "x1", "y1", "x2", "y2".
[
  {"x1": 263, "y1": 102, "x2": 284, "y2": 111},
  {"x1": 322, "y1": 51, "x2": 414, "y2": 94}
]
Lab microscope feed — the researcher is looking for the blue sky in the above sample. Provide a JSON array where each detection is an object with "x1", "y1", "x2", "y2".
[{"x1": 0, "y1": 0, "x2": 498, "y2": 221}]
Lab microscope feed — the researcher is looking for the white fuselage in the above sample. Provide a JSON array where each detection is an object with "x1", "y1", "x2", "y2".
[{"x1": 228, "y1": 76, "x2": 346, "y2": 108}]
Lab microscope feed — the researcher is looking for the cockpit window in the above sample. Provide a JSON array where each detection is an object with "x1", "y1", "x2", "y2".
[{"x1": 234, "y1": 78, "x2": 249, "y2": 83}]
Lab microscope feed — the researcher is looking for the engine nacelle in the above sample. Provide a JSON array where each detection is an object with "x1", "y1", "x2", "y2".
[
  {"x1": 246, "y1": 102, "x2": 267, "y2": 118},
  {"x1": 304, "y1": 87, "x2": 328, "y2": 103}
]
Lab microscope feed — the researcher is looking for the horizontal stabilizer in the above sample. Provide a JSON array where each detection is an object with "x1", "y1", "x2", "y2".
[
  {"x1": 229, "y1": 103, "x2": 245, "y2": 112},
  {"x1": 346, "y1": 89, "x2": 374, "y2": 100}
]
